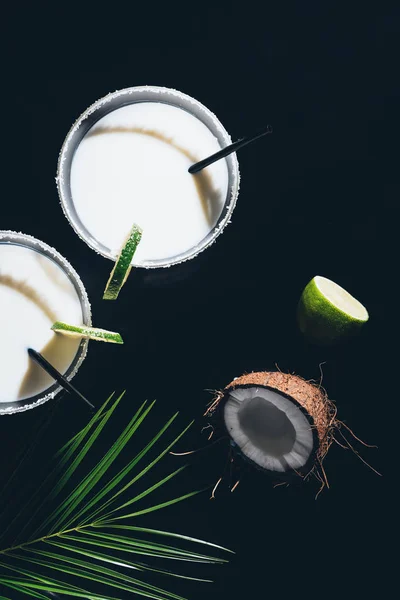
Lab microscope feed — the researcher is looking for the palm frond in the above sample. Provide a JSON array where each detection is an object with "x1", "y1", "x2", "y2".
[
  {"x1": 43, "y1": 539, "x2": 214, "y2": 582},
  {"x1": 1, "y1": 582, "x2": 52, "y2": 600},
  {"x1": 99, "y1": 525, "x2": 233, "y2": 553},
  {"x1": 1, "y1": 577, "x2": 120, "y2": 599},
  {"x1": 3, "y1": 393, "x2": 117, "y2": 547},
  {"x1": 68, "y1": 410, "x2": 182, "y2": 528},
  {"x1": 23, "y1": 548, "x2": 187, "y2": 600},
  {"x1": 0, "y1": 393, "x2": 229, "y2": 599}
]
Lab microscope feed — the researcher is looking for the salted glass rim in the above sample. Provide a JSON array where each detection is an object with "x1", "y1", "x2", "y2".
[
  {"x1": 56, "y1": 85, "x2": 240, "y2": 268},
  {"x1": 0, "y1": 230, "x2": 91, "y2": 415}
]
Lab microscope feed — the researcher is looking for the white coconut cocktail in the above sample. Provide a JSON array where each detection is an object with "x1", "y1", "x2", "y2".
[
  {"x1": 57, "y1": 86, "x2": 240, "y2": 271},
  {"x1": 0, "y1": 231, "x2": 91, "y2": 415}
]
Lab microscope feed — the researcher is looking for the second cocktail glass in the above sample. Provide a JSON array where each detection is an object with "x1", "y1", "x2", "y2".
[
  {"x1": 0, "y1": 231, "x2": 91, "y2": 415},
  {"x1": 57, "y1": 86, "x2": 240, "y2": 269}
]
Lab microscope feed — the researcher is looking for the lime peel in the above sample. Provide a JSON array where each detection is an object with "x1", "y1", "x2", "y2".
[
  {"x1": 52, "y1": 322, "x2": 123, "y2": 344},
  {"x1": 103, "y1": 223, "x2": 143, "y2": 300}
]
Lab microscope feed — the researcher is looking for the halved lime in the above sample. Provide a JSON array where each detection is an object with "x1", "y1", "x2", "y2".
[
  {"x1": 297, "y1": 275, "x2": 369, "y2": 345},
  {"x1": 103, "y1": 224, "x2": 143, "y2": 300},
  {"x1": 52, "y1": 322, "x2": 123, "y2": 344}
]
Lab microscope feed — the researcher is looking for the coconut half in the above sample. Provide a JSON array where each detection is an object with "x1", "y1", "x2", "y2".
[{"x1": 207, "y1": 371, "x2": 336, "y2": 479}]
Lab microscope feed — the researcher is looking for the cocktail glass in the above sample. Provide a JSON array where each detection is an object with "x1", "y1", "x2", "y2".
[
  {"x1": 0, "y1": 231, "x2": 91, "y2": 415},
  {"x1": 57, "y1": 85, "x2": 240, "y2": 269}
]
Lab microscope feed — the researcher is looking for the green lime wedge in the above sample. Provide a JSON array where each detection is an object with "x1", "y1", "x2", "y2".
[
  {"x1": 297, "y1": 275, "x2": 369, "y2": 345},
  {"x1": 103, "y1": 224, "x2": 143, "y2": 300},
  {"x1": 52, "y1": 322, "x2": 123, "y2": 344}
]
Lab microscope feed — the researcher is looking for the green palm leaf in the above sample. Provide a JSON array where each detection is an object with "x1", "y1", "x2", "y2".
[
  {"x1": 23, "y1": 548, "x2": 187, "y2": 600},
  {"x1": 0, "y1": 393, "x2": 230, "y2": 599},
  {"x1": 4, "y1": 393, "x2": 117, "y2": 547},
  {"x1": 44, "y1": 539, "x2": 213, "y2": 582}
]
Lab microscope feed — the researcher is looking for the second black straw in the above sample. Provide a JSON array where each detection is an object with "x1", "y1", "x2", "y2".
[{"x1": 188, "y1": 124, "x2": 272, "y2": 174}]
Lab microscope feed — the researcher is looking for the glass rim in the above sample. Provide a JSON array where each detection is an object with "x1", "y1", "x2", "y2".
[
  {"x1": 57, "y1": 85, "x2": 240, "y2": 268},
  {"x1": 0, "y1": 230, "x2": 92, "y2": 415}
]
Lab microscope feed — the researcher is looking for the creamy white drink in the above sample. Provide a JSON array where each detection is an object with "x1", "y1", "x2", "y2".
[
  {"x1": 0, "y1": 232, "x2": 90, "y2": 412},
  {"x1": 58, "y1": 87, "x2": 240, "y2": 268}
]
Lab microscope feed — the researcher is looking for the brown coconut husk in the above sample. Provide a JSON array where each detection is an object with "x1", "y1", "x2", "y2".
[
  {"x1": 232, "y1": 371, "x2": 336, "y2": 459},
  {"x1": 205, "y1": 370, "x2": 341, "y2": 493},
  {"x1": 205, "y1": 370, "x2": 380, "y2": 494},
  {"x1": 204, "y1": 370, "x2": 379, "y2": 495}
]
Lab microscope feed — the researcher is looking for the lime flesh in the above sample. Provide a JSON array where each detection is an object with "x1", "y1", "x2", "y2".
[{"x1": 297, "y1": 276, "x2": 369, "y2": 345}]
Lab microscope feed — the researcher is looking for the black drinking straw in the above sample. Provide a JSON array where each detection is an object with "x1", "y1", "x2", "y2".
[
  {"x1": 188, "y1": 124, "x2": 273, "y2": 174},
  {"x1": 27, "y1": 348, "x2": 95, "y2": 412}
]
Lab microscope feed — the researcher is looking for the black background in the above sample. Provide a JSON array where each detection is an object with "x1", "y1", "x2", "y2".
[{"x1": 1, "y1": 2, "x2": 396, "y2": 599}]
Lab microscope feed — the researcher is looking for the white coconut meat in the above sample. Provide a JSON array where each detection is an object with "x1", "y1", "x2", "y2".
[{"x1": 224, "y1": 386, "x2": 314, "y2": 472}]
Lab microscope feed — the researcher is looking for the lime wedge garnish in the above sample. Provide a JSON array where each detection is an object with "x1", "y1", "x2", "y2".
[
  {"x1": 297, "y1": 275, "x2": 369, "y2": 345},
  {"x1": 52, "y1": 322, "x2": 123, "y2": 344},
  {"x1": 103, "y1": 224, "x2": 143, "y2": 300}
]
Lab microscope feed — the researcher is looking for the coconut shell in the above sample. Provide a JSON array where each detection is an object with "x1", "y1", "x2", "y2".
[
  {"x1": 205, "y1": 371, "x2": 374, "y2": 491},
  {"x1": 207, "y1": 371, "x2": 337, "y2": 464}
]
